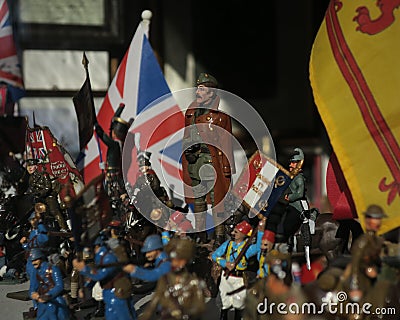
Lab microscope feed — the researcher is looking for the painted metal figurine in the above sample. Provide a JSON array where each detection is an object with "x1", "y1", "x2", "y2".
[
  {"x1": 29, "y1": 248, "x2": 70, "y2": 320},
  {"x1": 182, "y1": 73, "x2": 235, "y2": 246},
  {"x1": 73, "y1": 236, "x2": 136, "y2": 319}
]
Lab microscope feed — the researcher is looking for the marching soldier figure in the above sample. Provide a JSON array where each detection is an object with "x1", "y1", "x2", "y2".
[
  {"x1": 182, "y1": 73, "x2": 235, "y2": 246},
  {"x1": 140, "y1": 238, "x2": 206, "y2": 320},
  {"x1": 212, "y1": 219, "x2": 264, "y2": 320}
]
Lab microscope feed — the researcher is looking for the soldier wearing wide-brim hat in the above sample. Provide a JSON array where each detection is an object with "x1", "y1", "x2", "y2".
[
  {"x1": 347, "y1": 204, "x2": 387, "y2": 304},
  {"x1": 363, "y1": 204, "x2": 388, "y2": 219}
]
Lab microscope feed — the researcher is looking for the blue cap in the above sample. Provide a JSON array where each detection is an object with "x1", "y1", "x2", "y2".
[
  {"x1": 141, "y1": 234, "x2": 163, "y2": 253},
  {"x1": 30, "y1": 248, "x2": 46, "y2": 261}
]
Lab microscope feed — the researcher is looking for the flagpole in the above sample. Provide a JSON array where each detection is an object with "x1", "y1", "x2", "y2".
[
  {"x1": 81, "y1": 52, "x2": 105, "y2": 173},
  {"x1": 141, "y1": 10, "x2": 152, "y2": 37}
]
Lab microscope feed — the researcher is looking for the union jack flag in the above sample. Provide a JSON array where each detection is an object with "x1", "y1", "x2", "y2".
[
  {"x1": 0, "y1": 0, "x2": 24, "y2": 109},
  {"x1": 83, "y1": 13, "x2": 185, "y2": 202}
]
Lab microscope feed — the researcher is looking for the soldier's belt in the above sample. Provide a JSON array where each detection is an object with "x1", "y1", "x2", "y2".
[{"x1": 229, "y1": 270, "x2": 244, "y2": 278}]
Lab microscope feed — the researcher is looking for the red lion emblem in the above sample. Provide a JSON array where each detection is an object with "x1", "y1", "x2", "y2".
[{"x1": 353, "y1": 0, "x2": 400, "y2": 34}]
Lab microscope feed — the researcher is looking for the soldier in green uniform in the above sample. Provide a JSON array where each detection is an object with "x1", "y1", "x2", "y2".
[
  {"x1": 244, "y1": 249, "x2": 306, "y2": 320},
  {"x1": 140, "y1": 237, "x2": 206, "y2": 320},
  {"x1": 347, "y1": 205, "x2": 387, "y2": 302},
  {"x1": 182, "y1": 73, "x2": 235, "y2": 246},
  {"x1": 26, "y1": 158, "x2": 69, "y2": 231}
]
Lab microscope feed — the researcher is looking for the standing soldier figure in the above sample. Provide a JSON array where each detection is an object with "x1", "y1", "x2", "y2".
[
  {"x1": 26, "y1": 158, "x2": 69, "y2": 231},
  {"x1": 94, "y1": 103, "x2": 134, "y2": 206},
  {"x1": 182, "y1": 73, "x2": 235, "y2": 246},
  {"x1": 29, "y1": 248, "x2": 70, "y2": 320},
  {"x1": 212, "y1": 219, "x2": 264, "y2": 320},
  {"x1": 140, "y1": 238, "x2": 206, "y2": 320},
  {"x1": 20, "y1": 203, "x2": 49, "y2": 318}
]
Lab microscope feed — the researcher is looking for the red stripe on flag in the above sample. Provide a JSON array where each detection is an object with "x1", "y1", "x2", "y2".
[
  {"x1": 326, "y1": 3, "x2": 400, "y2": 182},
  {"x1": 0, "y1": 35, "x2": 16, "y2": 60},
  {"x1": 83, "y1": 156, "x2": 102, "y2": 184},
  {"x1": 159, "y1": 158, "x2": 183, "y2": 181},
  {"x1": 97, "y1": 94, "x2": 115, "y2": 128},
  {"x1": 0, "y1": 1, "x2": 8, "y2": 23},
  {"x1": 133, "y1": 105, "x2": 185, "y2": 149},
  {"x1": 115, "y1": 50, "x2": 129, "y2": 99}
]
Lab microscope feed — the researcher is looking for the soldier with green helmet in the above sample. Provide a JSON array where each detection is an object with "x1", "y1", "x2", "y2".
[
  {"x1": 182, "y1": 72, "x2": 235, "y2": 246},
  {"x1": 140, "y1": 238, "x2": 206, "y2": 320}
]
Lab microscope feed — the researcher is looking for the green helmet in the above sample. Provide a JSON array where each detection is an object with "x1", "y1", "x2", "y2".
[
  {"x1": 166, "y1": 238, "x2": 195, "y2": 261},
  {"x1": 196, "y1": 73, "x2": 218, "y2": 87},
  {"x1": 290, "y1": 148, "x2": 304, "y2": 162}
]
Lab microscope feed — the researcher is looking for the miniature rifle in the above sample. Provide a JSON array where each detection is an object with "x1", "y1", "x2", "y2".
[{"x1": 224, "y1": 214, "x2": 265, "y2": 279}]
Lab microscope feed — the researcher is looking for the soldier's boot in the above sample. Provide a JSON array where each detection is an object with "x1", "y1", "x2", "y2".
[
  {"x1": 93, "y1": 300, "x2": 105, "y2": 318},
  {"x1": 194, "y1": 202, "x2": 208, "y2": 244},
  {"x1": 234, "y1": 308, "x2": 243, "y2": 320},
  {"x1": 219, "y1": 309, "x2": 229, "y2": 320}
]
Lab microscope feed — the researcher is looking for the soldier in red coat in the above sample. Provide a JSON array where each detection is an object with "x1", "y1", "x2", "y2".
[{"x1": 182, "y1": 73, "x2": 235, "y2": 246}]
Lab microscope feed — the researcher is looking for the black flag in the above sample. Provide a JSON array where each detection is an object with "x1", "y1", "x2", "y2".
[{"x1": 73, "y1": 52, "x2": 96, "y2": 151}]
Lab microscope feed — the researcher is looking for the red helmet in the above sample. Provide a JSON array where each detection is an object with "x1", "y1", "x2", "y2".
[
  {"x1": 108, "y1": 220, "x2": 122, "y2": 229},
  {"x1": 235, "y1": 220, "x2": 252, "y2": 236}
]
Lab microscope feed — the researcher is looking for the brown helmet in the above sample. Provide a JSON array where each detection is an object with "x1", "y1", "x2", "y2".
[
  {"x1": 166, "y1": 238, "x2": 195, "y2": 261},
  {"x1": 363, "y1": 204, "x2": 387, "y2": 219},
  {"x1": 34, "y1": 202, "x2": 47, "y2": 214}
]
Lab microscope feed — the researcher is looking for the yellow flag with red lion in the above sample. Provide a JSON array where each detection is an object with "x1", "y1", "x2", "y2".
[{"x1": 310, "y1": 0, "x2": 400, "y2": 234}]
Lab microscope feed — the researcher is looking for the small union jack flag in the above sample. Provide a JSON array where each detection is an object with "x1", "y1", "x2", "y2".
[
  {"x1": 83, "y1": 13, "x2": 185, "y2": 202},
  {"x1": 0, "y1": 0, "x2": 25, "y2": 111}
]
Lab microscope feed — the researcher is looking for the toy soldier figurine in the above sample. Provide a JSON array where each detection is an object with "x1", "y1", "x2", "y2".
[
  {"x1": 257, "y1": 230, "x2": 275, "y2": 279},
  {"x1": 244, "y1": 250, "x2": 306, "y2": 320},
  {"x1": 348, "y1": 204, "x2": 386, "y2": 302},
  {"x1": 211, "y1": 219, "x2": 264, "y2": 320},
  {"x1": 182, "y1": 73, "x2": 235, "y2": 246},
  {"x1": 131, "y1": 151, "x2": 174, "y2": 223},
  {"x1": 94, "y1": 103, "x2": 134, "y2": 204},
  {"x1": 29, "y1": 248, "x2": 70, "y2": 320},
  {"x1": 26, "y1": 158, "x2": 69, "y2": 231},
  {"x1": 140, "y1": 238, "x2": 206, "y2": 320},
  {"x1": 20, "y1": 203, "x2": 49, "y2": 318},
  {"x1": 123, "y1": 234, "x2": 171, "y2": 282},
  {"x1": 73, "y1": 235, "x2": 137, "y2": 319}
]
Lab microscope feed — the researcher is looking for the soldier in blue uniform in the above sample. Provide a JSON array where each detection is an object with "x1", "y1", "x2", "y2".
[
  {"x1": 123, "y1": 234, "x2": 171, "y2": 282},
  {"x1": 20, "y1": 203, "x2": 49, "y2": 315},
  {"x1": 212, "y1": 220, "x2": 264, "y2": 320},
  {"x1": 29, "y1": 248, "x2": 70, "y2": 320},
  {"x1": 73, "y1": 236, "x2": 136, "y2": 320}
]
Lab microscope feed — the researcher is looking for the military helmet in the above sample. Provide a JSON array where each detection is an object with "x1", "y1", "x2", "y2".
[
  {"x1": 363, "y1": 204, "x2": 387, "y2": 219},
  {"x1": 34, "y1": 202, "x2": 46, "y2": 214},
  {"x1": 30, "y1": 248, "x2": 46, "y2": 261},
  {"x1": 166, "y1": 238, "x2": 195, "y2": 261},
  {"x1": 26, "y1": 158, "x2": 39, "y2": 166},
  {"x1": 196, "y1": 73, "x2": 218, "y2": 88},
  {"x1": 289, "y1": 148, "x2": 304, "y2": 162},
  {"x1": 141, "y1": 234, "x2": 163, "y2": 253},
  {"x1": 137, "y1": 151, "x2": 152, "y2": 167}
]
